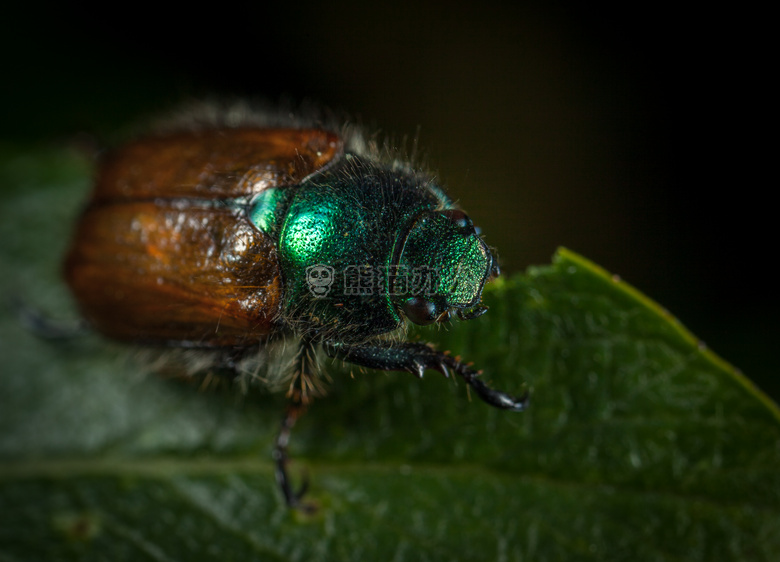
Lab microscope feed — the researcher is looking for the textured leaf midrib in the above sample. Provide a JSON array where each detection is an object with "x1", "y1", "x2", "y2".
[{"x1": 2, "y1": 457, "x2": 777, "y2": 515}]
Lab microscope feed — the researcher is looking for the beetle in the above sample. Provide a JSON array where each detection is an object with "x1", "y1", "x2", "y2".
[{"x1": 63, "y1": 108, "x2": 528, "y2": 510}]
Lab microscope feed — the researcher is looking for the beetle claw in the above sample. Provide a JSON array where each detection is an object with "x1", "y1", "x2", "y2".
[
  {"x1": 440, "y1": 354, "x2": 529, "y2": 412},
  {"x1": 291, "y1": 471, "x2": 317, "y2": 513},
  {"x1": 276, "y1": 463, "x2": 317, "y2": 514},
  {"x1": 293, "y1": 469, "x2": 310, "y2": 500}
]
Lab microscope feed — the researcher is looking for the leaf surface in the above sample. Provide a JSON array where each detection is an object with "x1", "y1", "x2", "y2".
[{"x1": 1, "y1": 146, "x2": 778, "y2": 561}]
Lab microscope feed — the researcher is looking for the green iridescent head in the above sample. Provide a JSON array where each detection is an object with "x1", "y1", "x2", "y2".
[{"x1": 391, "y1": 209, "x2": 499, "y2": 326}]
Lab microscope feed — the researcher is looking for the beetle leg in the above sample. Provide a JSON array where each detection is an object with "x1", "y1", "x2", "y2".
[
  {"x1": 11, "y1": 296, "x2": 90, "y2": 340},
  {"x1": 273, "y1": 398, "x2": 316, "y2": 513},
  {"x1": 440, "y1": 355, "x2": 530, "y2": 411},
  {"x1": 323, "y1": 341, "x2": 529, "y2": 412},
  {"x1": 274, "y1": 338, "x2": 318, "y2": 512},
  {"x1": 287, "y1": 336, "x2": 327, "y2": 403}
]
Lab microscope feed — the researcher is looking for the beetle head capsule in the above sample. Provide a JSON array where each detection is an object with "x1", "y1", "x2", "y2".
[{"x1": 393, "y1": 208, "x2": 495, "y2": 326}]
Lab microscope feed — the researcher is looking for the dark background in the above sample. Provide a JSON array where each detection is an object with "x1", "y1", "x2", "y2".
[{"x1": 2, "y1": 3, "x2": 775, "y2": 399}]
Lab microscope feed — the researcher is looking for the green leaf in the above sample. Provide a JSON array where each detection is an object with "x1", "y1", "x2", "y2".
[{"x1": 1, "y1": 145, "x2": 778, "y2": 561}]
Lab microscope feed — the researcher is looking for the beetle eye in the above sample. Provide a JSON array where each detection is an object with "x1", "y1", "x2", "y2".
[
  {"x1": 441, "y1": 209, "x2": 474, "y2": 235},
  {"x1": 403, "y1": 297, "x2": 438, "y2": 325}
]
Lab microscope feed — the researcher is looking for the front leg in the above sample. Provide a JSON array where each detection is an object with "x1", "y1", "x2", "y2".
[{"x1": 323, "y1": 340, "x2": 528, "y2": 412}]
